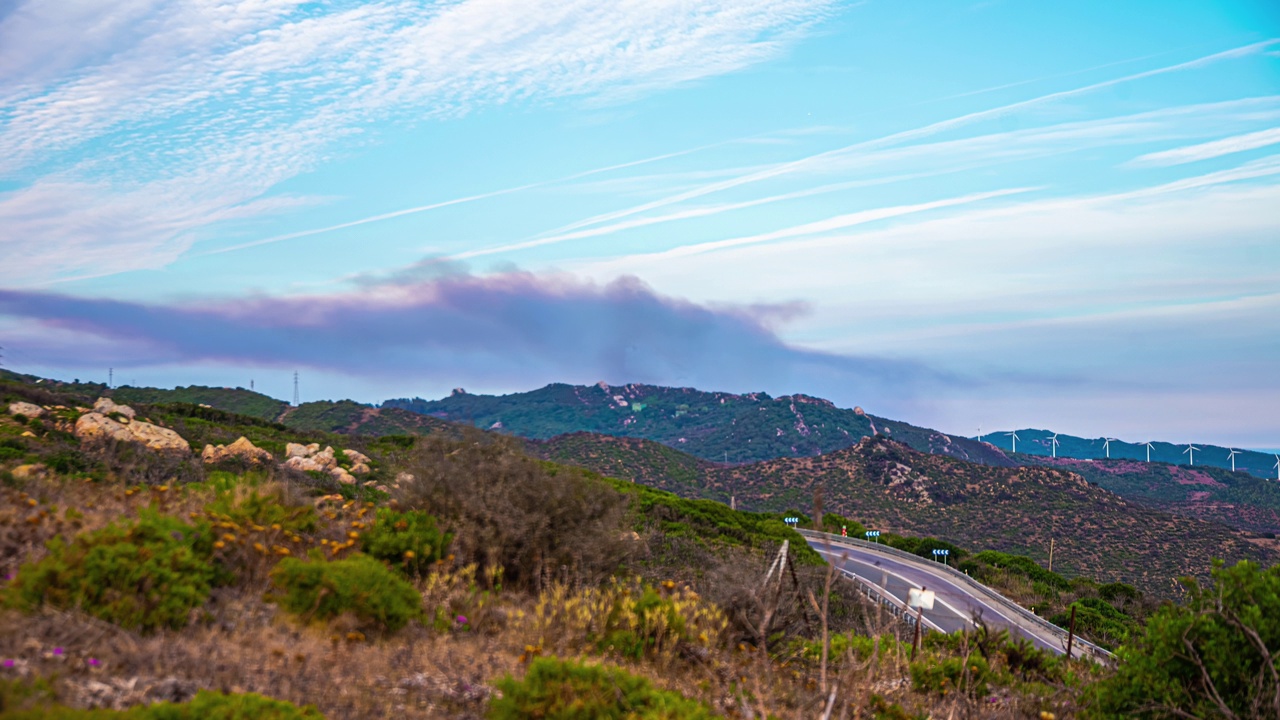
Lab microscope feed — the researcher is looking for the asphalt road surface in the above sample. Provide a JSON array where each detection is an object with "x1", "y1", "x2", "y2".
[{"x1": 806, "y1": 536, "x2": 1065, "y2": 655}]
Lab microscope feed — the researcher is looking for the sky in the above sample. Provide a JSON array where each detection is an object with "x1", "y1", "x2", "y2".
[{"x1": 1, "y1": 0, "x2": 1278, "y2": 448}]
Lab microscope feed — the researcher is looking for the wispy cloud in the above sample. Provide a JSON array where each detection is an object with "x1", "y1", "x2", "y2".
[
  {"x1": 0, "y1": 0, "x2": 836, "y2": 283},
  {"x1": 1132, "y1": 127, "x2": 1280, "y2": 166},
  {"x1": 517, "y1": 41, "x2": 1278, "y2": 245}
]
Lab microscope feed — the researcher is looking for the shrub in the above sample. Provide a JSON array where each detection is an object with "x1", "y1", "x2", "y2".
[
  {"x1": 798, "y1": 632, "x2": 904, "y2": 664},
  {"x1": 960, "y1": 550, "x2": 1069, "y2": 591},
  {"x1": 0, "y1": 688, "x2": 322, "y2": 719},
  {"x1": 489, "y1": 657, "x2": 719, "y2": 719},
  {"x1": 203, "y1": 485, "x2": 317, "y2": 534},
  {"x1": 43, "y1": 449, "x2": 90, "y2": 475},
  {"x1": 6, "y1": 510, "x2": 218, "y2": 632},
  {"x1": 1050, "y1": 598, "x2": 1133, "y2": 650},
  {"x1": 359, "y1": 507, "x2": 451, "y2": 577},
  {"x1": 1086, "y1": 560, "x2": 1280, "y2": 718},
  {"x1": 909, "y1": 654, "x2": 990, "y2": 698},
  {"x1": 527, "y1": 579, "x2": 726, "y2": 661},
  {"x1": 271, "y1": 552, "x2": 422, "y2": 632},
  {"x1": 397, "y1": 435, "x2": 633, "y2": 590}
]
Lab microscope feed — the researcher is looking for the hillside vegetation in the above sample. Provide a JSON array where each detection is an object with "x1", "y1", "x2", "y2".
[
  {"x1": 3, "y1": 372, "x2": 1277, "y2": 719},
  {"x1": 385, "y1": 382, "x2": 1009, "y2": 466},
  {"x1": 984, "y1": 428, "x2": 1279, "y2": 481},
  {"x1": 1024, "y1": 456, "x2": 1280, "y2": 534},
  {"x1": 536, "y1": 431, "x2": 1278, "y2": 594}
]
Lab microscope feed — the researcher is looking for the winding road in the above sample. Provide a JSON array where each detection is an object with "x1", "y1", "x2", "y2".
[{"x1": 799, "y1": 530, "x2": 1113, "y2": 663}]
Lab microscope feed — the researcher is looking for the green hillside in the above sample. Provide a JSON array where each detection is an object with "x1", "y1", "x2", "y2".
[
  {"x1": 112, "y1": 384, "x2": 290, "y2": 421},
  {"x1": 1021, "y1": 455, "x2": 1280, "y2": 534},
  {"x1": 385, "y1": 382, "x2": 1010, "y2": 466},
  {"x1": 531, "y1": 431, "x2": 1278, "y2": 593},
  {"x1": 986, "y1": 427, "x2": 1280, "y2": 480}
]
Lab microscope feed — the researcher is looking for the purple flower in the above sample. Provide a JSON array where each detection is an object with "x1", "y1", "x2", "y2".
[
  {"x1": 52, "y1": 647, "x2": 63, "y2": 656},
  {"x1": 3, "y1": 659, "x2": 14, "y2": 668},
  {"x1": 455, "y1": 615, "x2": 468, "y2": 625},
  {"x1": 88, "y1": 658, "x2": 100, "y2": 667}
]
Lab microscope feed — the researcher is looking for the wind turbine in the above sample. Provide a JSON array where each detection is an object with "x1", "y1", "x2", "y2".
[
  {"x1": 1049, "y1": 433, "x2": 1060, "y2": 458},
  {"x1": 1274, "y1": 454, "x2": 1280, "y2": 481},
  {"x1": 977, "y1": 425, "x2": 983, "y2": 443},
  {"x1": 1144, "y1": 442, "x2": 1155, "y2": 463},
  {"x1": 1184, "y1": 444, "x2": 1200, "y2": 466},
  {"x1": 1226, "y1": 449, "x2": 1240, "y2": 472},
  {"x1": 1006, "y1": 431, "x2": 1019, "y2": 453},
  {"x1": 1102, "y1": 438, "x2": 1116, "y2": 459}
]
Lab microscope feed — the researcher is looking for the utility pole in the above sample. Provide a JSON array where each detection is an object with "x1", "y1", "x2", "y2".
[{"x1": 1048, "y1": 538, "x2": 1055, "y2": 573}]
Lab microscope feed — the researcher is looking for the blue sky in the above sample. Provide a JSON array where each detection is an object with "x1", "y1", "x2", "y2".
[{"x1": 1, "y1": 0, "x2": 1278, "y2": 447}]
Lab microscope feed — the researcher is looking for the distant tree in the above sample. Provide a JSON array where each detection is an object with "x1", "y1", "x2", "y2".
[{"x1": 1088, "y1": 560, "x2": 1280, "y2": 719}]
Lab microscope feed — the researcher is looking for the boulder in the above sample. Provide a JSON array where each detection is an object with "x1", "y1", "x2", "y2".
[
  {"x1": 286, "y1": 442, "x2": 319, "y2": 459},
  {"x1": 93, "y1": 397, "x2": 136, "y2": 420},
  {"x1": 342, "y1": 449, "x2": 372, "y2": 466},
  {"x1": 310, "y1": 446, "x2": 337, "y2": 470},
  {"x1": 282, "y1": 449, "x2": 336, "y2": 474},
  {"x1": 12, "y1": 464, "x2": 47, "y2": 481},
  {"x1": 202, "y1": 436, "x2": 273, "y2": 464},
  {"x1": 121, "y1": 420, "x2": 191, "y2": 454},
  {"x1": 7, "y1": 402, "x2": 44, "y2": 419},
  {"x1": 74, "y1": 413, "x2": 190, "y2": 454},
  {"x1": 331, "y1": 467, "x2": 356, "y2": 485},
  {"x1": 350, "y1": 462, "x2": 371, "y2": 475},
  {"x1": 74, "y1": 413, "x2": 133, "y2": 444}
]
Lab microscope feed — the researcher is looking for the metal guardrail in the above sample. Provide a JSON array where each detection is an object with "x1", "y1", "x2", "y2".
[
  {"x1": 834, "y1": 566, "x2": 946, "y2": 634},
  {"x1": 798, "y1": 529, "x2": 1116, "y2": 664}
]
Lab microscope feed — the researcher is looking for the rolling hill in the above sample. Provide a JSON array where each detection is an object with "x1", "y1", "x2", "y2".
[
  {"x1": 384, "y1": 382, "x2": 1010, "y2": 465},
  {"x1": 1020, "y1": 455, "x2": 1280, "y2": 534},
  {"x1": 533, "y1": 431, "x2": 1279, "y2": 592},
  {"x1": 984, "y1": 428, "x2": 1279, "y2": 481}
]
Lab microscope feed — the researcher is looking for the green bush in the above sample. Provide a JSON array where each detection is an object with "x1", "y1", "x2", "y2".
[
  {"x1": 489, "y1": 657, "x2": 719, "y2": 719},
  {"x1": 1050, "y1": 598, "x2": 1134, "y2": 650},
  {"x1": 271, "y1": 552, "x2": 422, "y2": 632},
  {"x1": 960, "y1": 550, "x2": 1069, "y2": 591},
  {"x1": 798, "y1": 632, "x2": 903, "y2": 663},
  {"x1": 359, "y1": 507, "x2": 451, "y2": 577},
  {"x1": 203, "y1": 486, "x2": 316, "y2": 534},
  {"x1": 1086, "y1": 560, "x2": 1280, "y2": 718},
  {"x1": 5, "y1": 510, "x2": 218, "y2": 632},
  {"x1": 909, "y1": 654, "x2": 990, "y2": 697},
  {"x1": 0, "y1": 688, "x2": 322, "y2": 719}
]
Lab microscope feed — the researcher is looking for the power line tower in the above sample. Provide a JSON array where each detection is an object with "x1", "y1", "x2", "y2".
[{"x1": 293, "y1": 372, "x2": 300, "y2": 406}]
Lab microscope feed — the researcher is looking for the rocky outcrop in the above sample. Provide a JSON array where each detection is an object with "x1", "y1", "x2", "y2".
[
  {"x1": 93, "y1": 397, "x2": 136, "y2": 419},
  {"x1": 281, "y1": 444, "x2": 353, "y2": 484},
  {"x1": 202, "y1": 436, "x2": 273, "y2": 464},
  {"x1": 343, "y1": 448, "x2": 371, "y2": 466},
  {"x1": 74, "y1": 413, "x2": 134, "y2": 443},
  {"x1": 7, "y1": 401, "x2": 44, "y2": 418},
  {"x1": 74, "y1": 412, "x2": 190, "y2": 454},
  {"x1": 286, "y1": 442, "x2": 320, "y2": 459}
]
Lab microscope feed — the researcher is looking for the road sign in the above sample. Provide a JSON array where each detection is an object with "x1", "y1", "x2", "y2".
[{"x1": 908, "y1": 588, "x2": 935, "y2": 610}]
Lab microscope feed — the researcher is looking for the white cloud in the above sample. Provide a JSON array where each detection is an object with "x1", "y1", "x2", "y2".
[
  {"x1": 1132, "y1": 127, "x2": 1280, "y2": 166},
  {"x1": 0, "y1": 0, "x2": 835, "y2": 283}
]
